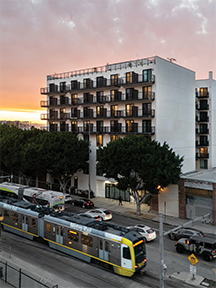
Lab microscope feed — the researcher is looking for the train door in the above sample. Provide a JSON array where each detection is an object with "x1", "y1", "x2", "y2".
[
  {"x1": 121, "y1": 244, "x2": 132, "y2": 269},
  {"x1": 22, "y1": 215, "x2": 28, "y2": 231},
  {"x1": 55, "y1": 225, "x2": 63, "y2": 245},
  {"x1": 98, "y1": 239, "x2": 109, "y2": 261}
]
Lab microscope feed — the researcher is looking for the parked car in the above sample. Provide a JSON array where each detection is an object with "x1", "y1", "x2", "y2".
[
  {"x1": 85, "y1": 208, "x2": 112, "y2": 221},
  {"x1": 71, "y1": 198, "x2": 94, "y2": 208},
  {"x1": 168, "y1": 227, "x2": 206, "y2": 240},
  {"x1": 64, "y1": 194, "x2": 73, "y2": 203},
  {"x1": 78, "y1": 213, "x2": 102, "y2": 221},
  {"x1": 175, "y1": 235, "x2": 216, "y2": 261},
  {"x1": 127, "y1": 224, "x2": 156, "y2": 242}
]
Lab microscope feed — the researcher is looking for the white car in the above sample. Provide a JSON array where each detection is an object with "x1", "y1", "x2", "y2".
[
  {"x1": 127, "y1": 224, "x2": 156, "y2": 242},
  {"x1": 64, "y1": 194, "x2": 73, "y2": 203},
  {"x1": 78, "y1": 213, "x2": 102, "y2": 221},
  {"x1": 85, "y1": 208, "x2": 112, "y2": 221}
]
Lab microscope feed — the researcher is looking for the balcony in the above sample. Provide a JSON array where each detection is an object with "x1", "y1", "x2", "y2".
[
  {"x1": 196, "y1": 104, "x2": 209, "y2": 110},
  {"x1": 196, "y1": 141, "x2": 209, "y2": 147},
  {"x1": 196, "y1": 128, "x2": 209, "y2": 134},
  {"x1": 196, "y1": 92, "x2": 209, "y2": 98},
  {"x1": 196, "y1": 152, "x2": 209, "y2": 159},
  {"x1": 196, "y1": 116, "x2": 209, "y2": 122},
  {"x1": 70, "y1": 108, "x2": 155, "y2": 120},
  {"x1": 40, "y1": 74, "x2": 155, "y2": 95}
]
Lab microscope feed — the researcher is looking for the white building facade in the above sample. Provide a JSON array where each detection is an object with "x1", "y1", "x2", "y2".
[{"x1": 40, "y1": 56, "x2": 215, "y2": 219}]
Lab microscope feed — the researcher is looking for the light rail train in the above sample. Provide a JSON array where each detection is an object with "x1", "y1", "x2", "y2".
[
  {"x1": 0, "y1": 197, "x2": 147, "y2": 277},
  {"x1": 0, "y1": 182, "x2": 65, "y2": 211}
]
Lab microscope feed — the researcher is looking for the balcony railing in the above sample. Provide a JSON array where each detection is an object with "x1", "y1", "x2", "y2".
[
  {"x1": 196, "y1": 128, "x2": 209, "y2": 134},
  {"x1": 196, "y1": 152, "x2": 209, "y2": 159},
  {"x1": 196, "y1": 104, "x2": 209, "y2": 110},
  {"x1": 42, "y1": 109, "x2": 155, "y2": 121},
  {"x1": 40, "y1": 92, "x2": 155, "y2": 108},
  {"x1": 46, "y1": 56, "x2": 156, "y2": 81},
  {"x1": 196, "y1": 141, "x2": 209, "y2": 147},
  {"x1": 196, "y1": 116, "x2": 209, "y2": 122},
  {"x1": 40, "y1": 75, "x2": 155, "y2": 95},
  {"x1": 196, "y1": 92, "x2": 209, "y2": 98},
  {"x1": 46, "y1": 125, "x2": 155, "y2": 135}
]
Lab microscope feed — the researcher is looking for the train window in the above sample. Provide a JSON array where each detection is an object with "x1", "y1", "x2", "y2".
[
  {"x1": 11, "y1": 212, "x2": 18, "y2": 222},
  {"x1": 31, "y1": 218, "x2": 36, "y2": 228},
  {"x1": 100, "y1": 240, "x2": 102, "y2": 250},
  {"x1": 123, "y1": 247, "x2": 131, "y2": 260},
  {"x1": 68, "y1": 230, "x2": 79, "y2": 242},
  {"x1": 60, "y1": 227, "x2": 63, "y2": 237},
  {"x1": 105, "y1": 241, "x2": 109, "y2": 252},
  {"x1": 56, "y1": 226, "x2": 59, "y2": 235},
  {"x1": 3, "y1": 210, "x2": 9, "y2": 218},
  {"x1": 81, "y1": 234, "x2": 93, "y2": 247},
  {"x1": 46, "y1": 223, "x2": 51, "y2": 233}
]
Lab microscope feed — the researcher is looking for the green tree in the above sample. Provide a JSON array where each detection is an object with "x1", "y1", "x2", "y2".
[
  {"x1": 0, "y1": 125, "x2": 46, "y2": 185},
  {"x1": 97, "y1": 135, "x2": 183, "y2": 214},
  {"x1": 41, "y1": 132, "x2": 89, "y2": 193}
]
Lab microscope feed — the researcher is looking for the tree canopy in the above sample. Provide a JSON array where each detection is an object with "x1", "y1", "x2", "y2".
[
  {"x1": 97, "y1": 135, "x2": 184, "y2": 213},
  {"x1": 0, "y1": 125, "x2": 89, "y2": 191}
]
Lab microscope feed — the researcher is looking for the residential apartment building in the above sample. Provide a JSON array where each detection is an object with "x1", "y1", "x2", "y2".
[{"x1": 40, "y1": 56, "x2": 215, "y2": 221}]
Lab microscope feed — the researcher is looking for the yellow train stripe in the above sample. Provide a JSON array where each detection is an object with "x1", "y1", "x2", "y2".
[
  {"x1": 44, "y1": 238, "x2": 133, "y2": 272},
  {"x1": 2, "y1": 223, "x2": 38, "y2": 237}
]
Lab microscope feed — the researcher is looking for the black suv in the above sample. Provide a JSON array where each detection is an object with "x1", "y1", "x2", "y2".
[
  {"x1": 175, "y1": 235, "x2": 216, "y2": 261},
  {"x1": 168, "y1": 227, "x2": 205, "y2": 240}
]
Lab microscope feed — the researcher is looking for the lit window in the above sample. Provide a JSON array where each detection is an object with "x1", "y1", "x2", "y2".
[{"x1": 97, "y1": 135, "x2": 103, "y2": 147}]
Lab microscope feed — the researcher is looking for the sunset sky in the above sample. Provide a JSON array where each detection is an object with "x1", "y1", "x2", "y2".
[{"x1": 0, "y1": 0, "x2": 216, "y2": 125}]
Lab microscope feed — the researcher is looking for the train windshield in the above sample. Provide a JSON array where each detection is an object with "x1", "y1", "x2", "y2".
[{"x1": 133, "y1": 240, "x2": 146, "y2": 262}]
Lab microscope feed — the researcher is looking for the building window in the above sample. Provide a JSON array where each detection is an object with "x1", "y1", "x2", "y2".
[
  {"x1": 200, "y1": 136, "x2": 208, "y2": 145},
  {"x1": 143, "y1": 120, "x2": 151, "y2": 133},
  {"x1": 200, "y1": 87, "x2": 208, "y2": 97},
  {"x1": 200, "y1": 160, "x2": 208, "y2": 169},
  {"x1": 111, "y1": 135, "x2": 118, "y2": 142},
  {"x1": 71, "y1": 121, "x2": 77, "y2": 132},
  {"x1": 143, "y1": 69, "x2": 152, "y2": 82},
  {"x1": 200, "y1": 147, "x2": 208, "y2": 157},
  {"x1": 97, "y1": 135, "x2": 103, "y2": 147},
  {"x1": 126, "y1": 104, "x2": 134, "y2": 116},
  {"x1": 143, "y1": 86, "x2": 152, "y2": 100},
  {"x1": 96, "y1": 121, "x2": 103, "y2": 133},
  {"x1": 111, "y1": 74, "x2": 118, "y2": 86},
  {"x1": 199, "y1": 124, "x2": 208, "y2": 133},
  {"x1": 71, "y1": 94, "x2": 77, "y2": 105}
]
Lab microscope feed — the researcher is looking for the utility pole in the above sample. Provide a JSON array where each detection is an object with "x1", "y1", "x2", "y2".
[
  {"x1": 88, "y1": 123, "x2": 91, "y2": 200},
  {"x1": 159, "y1": 213, "x2": 165, "y2": 288},
  {"x1": 159, "y1": 212, "x2": 210, "y2": 287}
]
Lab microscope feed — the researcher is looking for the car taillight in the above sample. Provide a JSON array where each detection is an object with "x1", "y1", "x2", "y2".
[
  {"x1": 104, "y1": 214, "x2": 106, "y2": 217},
  {"x1": 87, "y1": 203, "x2": 89, "y2": 205},
  {"x1": 93, "y1": 202, "x2": 94, "y2": 205},
  {"x1": 213, "y1": 250, "x2": 215, "y2": 253},
  {"x1": 97, "y1": 218, "x2": 102, "y2": 221},
  {"x1": 204, "y1": 234, "x2": 206, "y2": 237},
  {"x1": 144, "y1": 259, "x2": 147, "y2": 262},
  {"x1": 135, "y1": 265, "x2": 138, "y2": 268},
  {"x1": 110, "y1": 212, "x2": 112, "y2": 214}
]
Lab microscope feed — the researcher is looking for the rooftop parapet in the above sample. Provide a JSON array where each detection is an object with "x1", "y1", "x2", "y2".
[{"x1": 47, "y1": 56, "x2": 156, "y2": 81}]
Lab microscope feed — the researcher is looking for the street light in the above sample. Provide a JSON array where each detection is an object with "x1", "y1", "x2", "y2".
[{"x1": 88, "y1": 122, "x2": 91, "y2": 200}]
